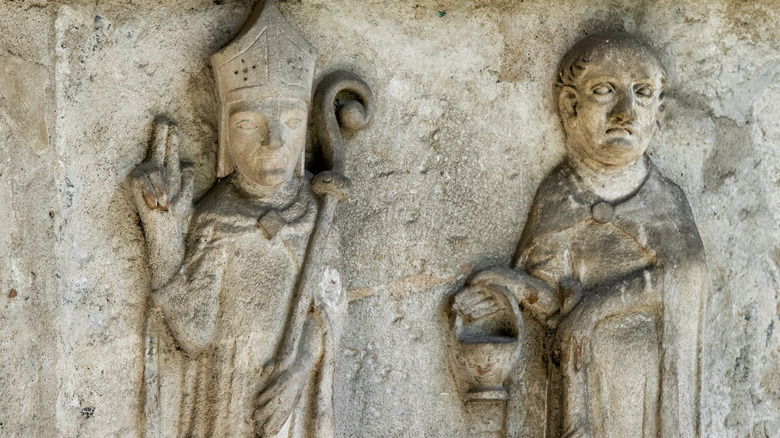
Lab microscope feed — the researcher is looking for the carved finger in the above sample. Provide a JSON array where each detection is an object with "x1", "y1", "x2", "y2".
[
  {"x1": 452, "y1": 291, "x2": 474, "y2": 311},
  {"x1": 131, "y1": 175, "x2": 158, "y2": 211},
  {"x1": 261, "y1": 402, "x2": 296, "y2": 437},
  {"x1": 562, "y1": 337, "x2": 576, "y2": 376},
  {"x1": 471, "y1": 296, "x2": 498, "y2": 310},
  {"x1": 148, "y1": 117, "x2": 171, "y2": 167},
  {"x1": 561, "y1": 287, "x2": 581, "y2": 315},
  {"x1": 456, "y1": 288, "x2": 490, "y2": 308},
  {"x1": 255, "y1": 375, "x2": 287, "y2": 409},
  {"x1": 254, "y1": 394, "x2": 284, "y2": 435},
  {"x1": 454, "y1": 297, "x2": 488, "y2": 317},
  {"x1": 582, "y1": 336, "x2": 591, "y2": 366},
  {"x1": 560, "y1": 338, "x2": 570, "y2": 371},
  {"x1": 147, "y1": 168, "x2": 169, "y2": 211},
  {"x1": 573, "y1": 337, "x2": 583, "y2": 371},
  {"x1": 165, "y1": 125, "x2": 181, "y2": 194},
  {"x1": 468, "y1": 298, "x2": 502, "y2": 320},
  {"x1": 482, "y1": 282, "x2": 512, "y2": 298},
  {"x1": 253, "y1": 405, "x2": 272, "y2": 436},
  {"x1": 260, "y1": 386, "x2": 302, "y2": 436},
  {"x1": 457, "y1": 297, "x2": 495, "y2": 320},
  {"x1": 173, "y1": 166, "x2": 195, "y2": 214}
]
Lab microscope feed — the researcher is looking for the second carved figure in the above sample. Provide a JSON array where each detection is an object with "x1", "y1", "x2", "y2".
[{"x1": 457, "y1": 32, "x2": 707, "y2": 438}]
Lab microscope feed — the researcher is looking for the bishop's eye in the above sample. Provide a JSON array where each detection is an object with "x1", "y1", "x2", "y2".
[
  {"x1": 284, "y1": 117, "x2": 303, "y2": 130},
  {"x1": 592, "y1": 83, "x2": 613, "y2": 95},
  {"x1": 234, "y1": 120, "x2": 260, "y2": 131}
]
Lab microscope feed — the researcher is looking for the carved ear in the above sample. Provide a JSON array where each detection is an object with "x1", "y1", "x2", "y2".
[
  {"x1": 558, "y1": 86, "x2": 578, "y2": 123},
  {"x1": 655, "y1": 90, "x2": 667, "y2": 135}
]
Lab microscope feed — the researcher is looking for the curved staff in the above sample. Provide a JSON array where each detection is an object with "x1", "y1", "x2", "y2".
[{"x1": 268, "y1": 70, "x2": 374, "y2": 381}]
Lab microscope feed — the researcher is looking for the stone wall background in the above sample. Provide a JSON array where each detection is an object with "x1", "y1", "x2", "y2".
[{"x1": 1, "y1": 0, "x2": 778, "y2": 436}]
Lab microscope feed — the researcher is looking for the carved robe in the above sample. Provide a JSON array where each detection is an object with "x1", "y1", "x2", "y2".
[
  {"x1": 143, "y1": 175, "x2": 340, "y2": 438},
  {"x1": 516, "y1": 157, "x2": 707, "y2": 437}
]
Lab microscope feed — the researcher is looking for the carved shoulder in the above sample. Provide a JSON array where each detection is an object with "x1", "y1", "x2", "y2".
[
  {"x1": 645, "y1": 165, "x2": 706, "y2": 261},
  {"x1": 516, "y1": 163, "x2": 588, "y2": 263}
]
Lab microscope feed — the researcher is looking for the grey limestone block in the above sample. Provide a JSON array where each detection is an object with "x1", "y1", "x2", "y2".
[{"x1": 0, "y1": 1, "x2": 778, "y2": 437}]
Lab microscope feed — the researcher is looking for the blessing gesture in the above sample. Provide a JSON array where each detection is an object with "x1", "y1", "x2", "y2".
[{"x1": 129, "y1": 118, "x2": 195, "y2": 289}]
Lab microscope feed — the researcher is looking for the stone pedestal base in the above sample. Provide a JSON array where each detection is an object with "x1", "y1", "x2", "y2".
[{"x1": 466, "y1": 399, "x2": 507, "y2": 438}]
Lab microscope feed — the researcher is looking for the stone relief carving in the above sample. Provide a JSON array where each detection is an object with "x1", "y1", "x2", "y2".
[
  {"x1": 451, "y1": 32, "x2": 707, "y2": 437},
  {"x1": 129, "y1": 1, "x2": 372, "y2": 437},
  {"x1": 448, "y1": 284, "x2": 523, "y2": 436}
]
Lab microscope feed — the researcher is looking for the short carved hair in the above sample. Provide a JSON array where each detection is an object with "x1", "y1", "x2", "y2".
[{"x1": 554, "y1": 31, "x2": 668, "y2": 101}]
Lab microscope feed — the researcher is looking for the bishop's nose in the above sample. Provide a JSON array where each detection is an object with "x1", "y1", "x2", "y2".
[
  {"x1": 609, "y1": 91, "x2": 636, "y2": 124},
  {"x1": 262, "y1": 128, "x2": 283, "y2": 150}
]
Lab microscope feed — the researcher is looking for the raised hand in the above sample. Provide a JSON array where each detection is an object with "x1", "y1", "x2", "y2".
[
  {"x1": 129, "y1": 118, "x2": 195, "y2": 289},
  {"x1": 130, "y1": 118, "x2": 194, "y2": 215}
]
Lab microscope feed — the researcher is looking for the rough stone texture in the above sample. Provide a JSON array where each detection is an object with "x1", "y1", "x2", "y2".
[{"x1": 0, "y1": 0, "x2": 778, "y2": 437}]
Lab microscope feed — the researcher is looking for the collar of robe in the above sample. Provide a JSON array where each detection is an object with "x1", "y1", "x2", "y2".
[
  {"x1": 561, "y1": 159, "x2": 654, "y2": 224},
  {"x1": 229, "y1": 173, "x2": 307, "y2": 239}
]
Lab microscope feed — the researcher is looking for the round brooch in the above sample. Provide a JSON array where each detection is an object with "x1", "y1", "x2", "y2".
[{"x1": 591, "y1": 201, "x2": 615, "y2": 223}]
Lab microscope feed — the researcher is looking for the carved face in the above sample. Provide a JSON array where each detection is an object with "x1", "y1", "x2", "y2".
[
  {"x1": 559, "y1": 48, "x2": 666, "y2": 168},
  {"x1": 228, "y1": 98, "x2": 307, "y2": 187}
]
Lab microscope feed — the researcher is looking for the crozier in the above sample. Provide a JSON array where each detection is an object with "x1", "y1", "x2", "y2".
[{"x1": 129, "y1": 2, "x2": 371, "y2": 436}]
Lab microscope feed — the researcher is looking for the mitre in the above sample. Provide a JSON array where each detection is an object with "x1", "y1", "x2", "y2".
[{"x1": 212, "y1": 0, "x2": 317, "y2": 178}]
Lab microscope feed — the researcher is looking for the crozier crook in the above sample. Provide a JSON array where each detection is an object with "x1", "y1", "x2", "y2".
[
  {"x1": 313, "y1": 71, "x2": 374, "y2": 175},
  {"x1": 270, "y1": 70, "x2": 373, "y2": 378}
]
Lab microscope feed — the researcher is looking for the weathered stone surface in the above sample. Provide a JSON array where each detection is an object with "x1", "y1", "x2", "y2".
[{"x1": 0, "y1": 1, "x2": 779, "y2": 437}]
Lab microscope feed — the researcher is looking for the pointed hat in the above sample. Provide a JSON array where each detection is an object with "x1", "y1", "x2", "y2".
[{"x1": 212, "y1": 0, "x2": 317, "y2": 178}]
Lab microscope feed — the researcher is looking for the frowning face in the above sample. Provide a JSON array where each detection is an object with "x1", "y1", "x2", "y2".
[
  {"x1": 228, "y1": 98, "x2": 307, "y2": 187},
  {"x1": 559, "y1": 49, "x2": 666, "y2": 168}
]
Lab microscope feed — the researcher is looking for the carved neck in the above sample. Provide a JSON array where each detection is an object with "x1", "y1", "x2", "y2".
[
  {"x1": 233, "y1": 172, "x2": 301, "y2": 204},
  {"x1": 567, "y1": 154, "x2": 650, "y2": 203}
]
